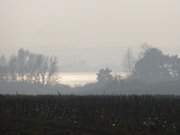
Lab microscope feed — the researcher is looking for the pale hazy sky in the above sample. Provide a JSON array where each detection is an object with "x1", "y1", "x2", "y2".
[{"x1": 0, "y1": 0, "x2": 179, "y2": 71}]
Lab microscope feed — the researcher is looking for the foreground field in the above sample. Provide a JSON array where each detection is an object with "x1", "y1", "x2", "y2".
[{"x1": 0, "y1": 95, "x2": 180, "y2": 135}]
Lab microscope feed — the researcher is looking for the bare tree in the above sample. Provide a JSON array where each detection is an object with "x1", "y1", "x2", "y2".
[
  {"x1": 2, "y1": 49, "x2": 59, "y2": 85},
  {"x1": 123, "y1": 48, "x2": 135, "y2": 74},
  {"x1": 47, "y1": 57, "x2": 58, "y2": 84},
  {"x1": 0, "y1": 55, "x2": 7, "y2": 80}
]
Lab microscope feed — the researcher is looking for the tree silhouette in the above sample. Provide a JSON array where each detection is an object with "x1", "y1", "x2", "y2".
[
  {"x1": 123, "y1": 48, "x2": 135, "y2": 74},
  {"x1": 132, "y1": 47, "x2": 180, "y2": 82},
  {"x1": 96, "y1": 68, "x2": 113, "y2": 82},
  {"x1": 0, "y1": 55, "x2": 7, "y2": 80},
  {"x1": 0, "y1": 48, "x2": 59, "y2": 85}
]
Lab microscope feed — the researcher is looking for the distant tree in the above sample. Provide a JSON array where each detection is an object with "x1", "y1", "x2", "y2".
[
  {"x1": 96, "y1": 68, "x2": 113, "y2": 82},
  {"x1": 16, "y1": 48, "x2": 30, "y2": 80},
  {"x1": 0, "y1": 55, "x2": 7, "y2": 80},
  {"x1": 47, "y1": 57, "x2": 58, "y2": 84},
  {"x1": 123, "y1": 48, "x2": 135, "y2": 74},
  {"x1": 35, "y1": 54, "x2": 48, "y2": 84},
  {"x1": 138, "y1": 43, "x2": 152, "y2": 59},
  {"x1": 1, "y1": 49, "x2": 59, "y2": 85},
  {"x1": 8, "y1": 55, "x2": 17, "y2": 80},
  {"x1": 131, "y1": 47, "x2": 179, "y2": 82},
  {"x1": 166, "y1": 55, "x2": 180, "y2": 79}
]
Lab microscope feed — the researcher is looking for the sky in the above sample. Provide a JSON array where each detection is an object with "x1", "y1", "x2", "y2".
[{"x1": 0, "y1": 0, "x2": 179, "y2": 71}]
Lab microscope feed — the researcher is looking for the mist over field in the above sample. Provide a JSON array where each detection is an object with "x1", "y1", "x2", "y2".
[
  {"x1": 0, "y1": 0, "x2": 179, "y2": 94},
  {"x1": 0, "y1": 0, "x2": 179, "y2": 72},
  {"x1": 0, "y1": 1, "x2": 180, "y2": 135}
]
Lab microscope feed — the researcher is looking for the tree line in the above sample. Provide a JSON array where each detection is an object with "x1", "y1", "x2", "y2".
[
  {"x1": 1, "y1": 45, "x2": 180, "y2": 88},
  {"x1": 0, "y1": 49, "x2": 58, "y2": 85},
  {"x1": 97, "y1": 45, "x2": 180, "y2": 83}
]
